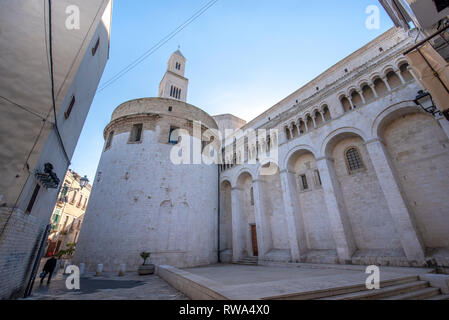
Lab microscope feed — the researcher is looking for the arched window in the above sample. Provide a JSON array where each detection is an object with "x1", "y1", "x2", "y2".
[
  {"x1": 345, "y1": 147, "x2": 364, "y2": 173},
  {"x1": 250, "y1": 187, "x2": 254, "y2": 206}
]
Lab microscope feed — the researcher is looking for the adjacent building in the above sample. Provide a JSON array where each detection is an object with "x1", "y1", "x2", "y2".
[
  {"x1": 74, "y1": 51, "x2": 220, "y2": 270},
  {"x1": 0, "y1": 1, "x2": 113, "y2": 299},
  {"x1": 46, "y1": 170, "x2": 92, "y2": 257}
]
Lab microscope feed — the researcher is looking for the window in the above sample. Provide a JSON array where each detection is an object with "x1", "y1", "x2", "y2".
[
  {"x1": 346, "y1": 147, "x2": 364, "y2": 173},
  {"x1": 70, "y1": 191, "x2": 77, "y2": 204},
  {"x1": 26, "y1": 184, "x2": 40, "y2": 214},
  {"x1": 64, "y1": 96, "x2": 76, "y2": 119},
  {"x1": 170, "y1": 86, "x2": 181, "y2": 99},
  {"x1": 105, "y1": 131, "x2": 114, "y2": 150},
  {"x1": 168, "y1": 106, "x2": 173, "y2": 112},
  {"x1": 300, "y1": 174, "x2": 309, "y2": 191},
  {"x1": 129, "y1": 123, "x2": 143, "y2": 143},
  {"x1": 82, "y1": 198, "x2": 87, "y2": 210},
  {"x1": 250, "y1": 187, "x2": 254, "y2": 206},
  {"x1": 175, "y1": 62, "x2": 181, "y2": 70},
  {"x1": 62, "y1": 216, "x2": 69, "y2": 230},
  {"x1": 168, "y1": 126, "x2": 179, "y2": 144},
  {"x1": 77, "y1": 195, "x2": 83, "y2": 208},
  {"x1": 92, "y1": 37, "x2": 100, "y2": 56},
  {"x1": 315, "y1": 170, "x2": 322, "y2": 186}
]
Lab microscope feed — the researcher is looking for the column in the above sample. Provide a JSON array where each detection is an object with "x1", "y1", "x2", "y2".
[
  {"x1": 279, "y1": 170, "x2": 306, "y2": 261},
  {"x1": 316, "y1": 157, "x2": 357, "y2": 262},
  {"x1": 395, "y1": 69, "x2": 406, "y2": 84},
  {"x1": 383, "y1": 77, "x2": 392, "y2": 91},
  {"x1": 252, "y1": 179, "x2": 272, "y2": 259},
  {"x1": 231, "y1": 187, "x2": 245, "y2": 262},
  {"x1": 365, "y1": 139, "x2": 425, "y2": 262},
  {"x1": 370, "y1": 84, "x2": 379, "y2": 98},
  {"x1": 320, "y1": 112, "x2": 326, "y2": 123},
  {"x1": 296, "y1": 120, "x2": 302, "y2": 136},
  {"x1": 349, "y1": 98, "x2": 355, "y2": 110},
  {"x1": 358, "y1": 90, "x2": 366, "y2": 104},
  {"x1": 312, "y1": 116, "x2": 317, "y2": 128}
]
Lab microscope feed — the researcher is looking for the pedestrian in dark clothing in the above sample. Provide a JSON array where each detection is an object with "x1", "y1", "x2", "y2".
[{"x1": 40, "y1": 256, "x2": 57, "y2": 285}]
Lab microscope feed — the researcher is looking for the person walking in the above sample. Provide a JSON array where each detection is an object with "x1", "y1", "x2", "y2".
[{"x1": 40, "y1": 255, "x2": 57, "y2": 285}]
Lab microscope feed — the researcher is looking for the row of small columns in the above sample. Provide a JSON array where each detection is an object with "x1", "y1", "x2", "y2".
[
  {"x1": 285, "y1": 110, "x2": 328, "y2": 139},
  {"x1": 342, "y1": 67, "x2": 408, "y2": 111}
]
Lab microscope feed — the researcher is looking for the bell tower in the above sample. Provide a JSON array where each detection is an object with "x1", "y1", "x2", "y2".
[{"x1": 158, "y1": 49, "x2": 189, "y2": 102}]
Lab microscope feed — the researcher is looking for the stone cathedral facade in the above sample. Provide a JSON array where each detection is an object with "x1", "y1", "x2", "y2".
[{"x1": 74, "y1": 27, "x2": 449, "y2": 273}]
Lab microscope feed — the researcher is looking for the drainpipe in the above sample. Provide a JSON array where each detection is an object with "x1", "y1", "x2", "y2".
[{"x1": 217, "y1": 164, "x2": 221, "y2": 263}]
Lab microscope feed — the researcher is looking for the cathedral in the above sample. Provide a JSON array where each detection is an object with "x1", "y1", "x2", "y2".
[{"x1": 74, "y1": 27, "x2": 449, "y2": 273}]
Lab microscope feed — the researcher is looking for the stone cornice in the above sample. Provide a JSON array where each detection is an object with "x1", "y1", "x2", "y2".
[{"x1": 249, "y1": 33, "x2": 414, "y2": 131}]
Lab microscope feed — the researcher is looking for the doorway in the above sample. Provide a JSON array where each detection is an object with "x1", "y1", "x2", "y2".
[{"x1": 250, "y1": 224, "x2": 258, "y2": 256}]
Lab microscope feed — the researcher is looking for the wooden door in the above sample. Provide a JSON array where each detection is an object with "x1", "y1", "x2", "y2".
[{"x1": 251, "y1": 224, "x2": 258, "y2": 256}]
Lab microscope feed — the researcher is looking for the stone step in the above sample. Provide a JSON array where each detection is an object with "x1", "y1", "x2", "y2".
[
  {"x1": 233, "y1": 257, "x2": 258, "y2": 265},
  {"x1": 274, "y1": 275, "x2": 419, "y2": 300},
  {"x1": 318, "y1": 280, "x2": 429, "y2": 300},
  {"x1": 384, "y1": 287, "x2": 440, "y2": 300},
  {"x1": 426, "y1": 294, "x2": 449, "y2": 300},
  {"x1": 235, "y1": 261, "x2": 258, "y2": 265}
]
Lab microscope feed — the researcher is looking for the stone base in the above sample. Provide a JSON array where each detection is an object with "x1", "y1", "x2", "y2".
[
  {"x1": 219, "y1": 249, "x2": 233, "y2": 263},
  {"x1": 138, "y1": 264, "x2": 155, "y2": 275}
]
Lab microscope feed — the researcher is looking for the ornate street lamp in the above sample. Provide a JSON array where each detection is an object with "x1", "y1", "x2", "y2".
[
  {"x1": 414, "y1": 90, "x2": 449, "y2": 120},
  {"x1": 79, "y1": 175, "x2": 89, "y2": 189},
  {"x1": 58, "y1": 175, "x2": 89, "y2": 203}
]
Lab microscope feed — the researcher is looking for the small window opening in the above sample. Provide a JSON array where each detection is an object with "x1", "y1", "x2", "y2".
[
  {"x1": 105, "y1": 131, "x2": 114, "y2": 149},
  {"x1": 64, "y1": 96, "x2": 76, "y2": 119},
  {"x1": 250, "y1": 187, "x2": 254, "y2": 206},
  {"x1": 129, "y1": 123, "x2": 143, "y2": 143},
  {"x1": 26, "y1": 184, "x2": 41, "y2": 214},
  {"x1": 315, "y1": 170, "x2": 322, "y2": 186},
  {"x1": 92, "y1": 37, "x2": 100, "y2": 56},
  {"x1": 300, "y1": 174, "x2": 308, "y2": 191},
  {"x1": 169, "y1": 126, "x2": 180, "y2": 144},
  {"x1": 346, "y1": 147, "x2": 364, "y2": 173}
]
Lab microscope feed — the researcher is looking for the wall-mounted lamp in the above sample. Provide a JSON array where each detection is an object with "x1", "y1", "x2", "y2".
[
  {"x1": 79, "y1": 175, "x2": 89, "y2": 189},
  {"x1": 414, "y1": 90, "x2": 449, "y2": 121}
]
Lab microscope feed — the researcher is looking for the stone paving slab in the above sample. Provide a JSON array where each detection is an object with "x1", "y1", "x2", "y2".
[
  {"x1": 179, "y1": 263, "x2": 435, "y2": 300},
  {"x1": 23, "y1": 271, "x2": 188, "y2": 300}
]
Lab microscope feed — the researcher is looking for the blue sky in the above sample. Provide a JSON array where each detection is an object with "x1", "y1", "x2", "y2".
[{"x1": 70, "y1": 0, "x2": 394, "y2": 180}]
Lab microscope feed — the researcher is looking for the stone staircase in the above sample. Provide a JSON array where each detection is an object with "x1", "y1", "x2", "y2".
[
  {"x1": 234, "y1": 257, "x2": 258, "y2": 266},
  {"x1": 316, "y1": 276, "x2": 449, "y2": 300}
]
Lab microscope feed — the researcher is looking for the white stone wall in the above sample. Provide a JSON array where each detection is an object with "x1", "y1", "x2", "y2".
[
  {"x1": 74, "y1": 121, "x2": 219, "y2": 272},
  {"x1": 219, "y1": 27, "x2": 449, "y2": 268},
  {"x1": 0, "y1": 1, "x2": 112, "y2": 299}
]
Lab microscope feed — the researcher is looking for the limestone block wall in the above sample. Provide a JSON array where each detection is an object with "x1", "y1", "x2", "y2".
[
  {"x1": 0, "y1": 208, "x2": 47, "y2": 299},
  {"x1": 218, "y1": 27, "x2": 449, "y2": 269},
  {"x1": 74, "y1": 98, "x2": 219, "y2": 272}
]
